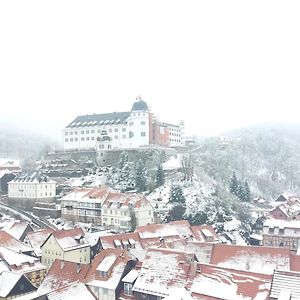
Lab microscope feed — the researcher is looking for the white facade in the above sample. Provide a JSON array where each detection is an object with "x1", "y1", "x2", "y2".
[
  {"x1": 63, "y1": 98, "x2": 185, "y2": 151},
  {"x1": 8, "y1": 179, "x2": 56, "y2": 200}
]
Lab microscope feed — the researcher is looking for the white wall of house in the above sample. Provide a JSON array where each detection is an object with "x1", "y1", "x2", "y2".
[
  {"x1": 8, "y1": 181, "x2": 56, "y2": 200},
  {"x1": 134, "y1": 205, "x2": 154, "y2": 227}
]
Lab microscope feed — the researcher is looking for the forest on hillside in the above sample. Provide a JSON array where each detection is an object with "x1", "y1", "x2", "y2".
[{"x1": 194, "y1": 123, "x2": 300, "y2": 199}]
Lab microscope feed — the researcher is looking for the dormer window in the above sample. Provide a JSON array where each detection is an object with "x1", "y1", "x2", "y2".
[{"x1": 100, "y1": 271, "x2": 107, "y2": 277}]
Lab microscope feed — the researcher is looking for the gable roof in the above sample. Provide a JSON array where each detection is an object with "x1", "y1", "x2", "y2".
[
  {"x1": 0, "y1": 231, "x2": 33, "y2": 253},
  {"x1": 187, "y1": 263, "x2": 271, "y2": 300},
  {"x1": 210, "y1": 244, "x2": 290, "y2": 275},
  {"x1": 42, "y1": 228, "x2": 89, "y2": 252},
  {"x1": 38, "y1": 259, "x2": 90, "y2": 295},
  {"x1": 66, "y1": 112, "x2": 131, "y2": 128},
  {"x1": 0, "y1": 271, "x2": 36, "y2": 298},
  {"x1": 0, "y1": 246, "x2": 45, "y2": 274},
  {"x1": 25, "y1": 228, "x2": 55, "y2": 257},
  {"x1": 85, "y1": 249, "x2": 134, "y2": 290},
  {"x1": 2, "y1": 220, "x2": 33, "y2": 241}
]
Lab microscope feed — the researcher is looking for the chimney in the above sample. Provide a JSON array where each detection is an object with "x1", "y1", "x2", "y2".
[{"x1": 61, "y1": 260, "x2": 65, "y2": 270}]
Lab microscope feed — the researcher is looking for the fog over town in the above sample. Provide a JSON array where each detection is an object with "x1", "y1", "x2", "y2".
[{"x1": 1, "y1": 1, "x2": 300, "y2": 299}]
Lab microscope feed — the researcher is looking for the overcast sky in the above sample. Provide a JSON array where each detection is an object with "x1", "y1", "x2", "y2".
[{"x1": 1, "y1": 0, "x2": 300, "y2": 139}]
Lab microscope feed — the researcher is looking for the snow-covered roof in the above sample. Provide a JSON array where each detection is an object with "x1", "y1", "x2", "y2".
[
  {"x1": 270, "y1": 270, "x2": 300, "y2": 300},
  {"x1": 47, "y1": 281, "x2": 96, "y2": 300},
  {"x1": 86, "y1": 249, "x2": 132, "y2": 291},
  {"x1": 162, "y1": 156, "x2": 182, "y2": 171},
  {"x1": 210, "y1": 244, "x2": 290, "y2": 275},
  {"x1": 100, "y1": 232, "x2": 143, "y2": 250},
  {"x1": 2, "y1": 220, "x2": 32, "y2": 241},
  {"x1": 264, "y1": 219, "x2": 300, "y2": 229},
  {"x1": 96, "y1": 255, "x2": 117, "y2": 273},
  {"x1": 133, "y1": 248, "x2": 194, "y2": 298},
  {"x1": 42, "y1": 228, "x2": 90, "y2": 252},
  {"x1": 0, "y1": 246, "x2": 45, "y2": 274},
  {"x1": 25, "y1": 228, "x2": 55, "y2": 257},
  {"x1": 122, "y1": 269, "x2": 139, "y2": 283},
  {"x1": 0, "y1": 271, "x2": 23, "y2": 297},
  {"x1": 187, "y1": 264, "x2": 271, "y2": 300},
  {"x1": 0, "y1": 230, "x2": 33, "y2": 253}
]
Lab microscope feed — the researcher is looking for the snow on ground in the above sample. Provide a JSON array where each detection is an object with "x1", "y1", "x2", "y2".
[{"x1": 67, "y1": 174, "x2": 106, "y2": 187}]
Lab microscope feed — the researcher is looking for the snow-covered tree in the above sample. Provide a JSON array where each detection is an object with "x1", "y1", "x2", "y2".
[
  {"x1": 118, "y1": 152, "x2": 129, "y2": 169},
  {"x1": 168, "y1": 203, "x2": 186, "y2": 221},
  {"x1": 169, "y1": 185, "x2": 186, "y2": 204},
  {"x1": 244, "y1": 180, "x2": 251, "y2": 202},
  {"x1": 129, "y1": 208, "x2": 137, "y2": 231},
  {"x1": 155, "y1": 165, "x2": 165, "y2": 187},
  {"x1": 135, "y1": 159, "x2": 147, "y2": 192},
  {"x1": 229, "y1": 172, "x2": 239, "y2": 196}
]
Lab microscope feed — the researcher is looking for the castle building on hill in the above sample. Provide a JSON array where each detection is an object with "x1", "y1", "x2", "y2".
[{"x1": 62, "y1": 96, "x2": 185, "y2": 151}]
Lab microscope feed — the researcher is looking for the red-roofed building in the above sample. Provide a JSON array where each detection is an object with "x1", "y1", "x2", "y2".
[
  {"x1": 187, "y1": 263, "x2": 272, "y2": 299},
  {"x1": 190, "y1": 225, "x2": 220, "y2": 243},
  {"x1": 41, "y1": 228, "x2": 91, "y2": 269},
  {"x1": 0, "y1": 230, "x2": 33, "y2": 254},
  {"x1": 85, "y1": 249, "x2": 136, "y2": 300},
  {"x1": 60, "y1": 186, "x2": 109, "y2": 224},
  {"x1": 210, "y1": 244, "x2": 291, "y2": 275},
  {"x1": 132, "y1": 248, "x2": 197, "y2": 299},
  {"x1": 38, "y1": 259, "x2": 90, "y2": 295},
  {"x1": 100, "y1": 232, "x2": 143, "y2": 250},
  {"x1": 24, "y1": 227, "x2": 55, "y2": 258},
  {"x1": 101, "y1": 192, "x2": 154, "y2": 230},
  {"x1": 1, "y1": 220, "x2": 33, "y2": 242}
]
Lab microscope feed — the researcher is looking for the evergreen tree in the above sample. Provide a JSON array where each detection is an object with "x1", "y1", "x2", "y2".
[
  {"x1": 236, "y1": 184, "x2": 246, "y2": 202},
  {"x1": 135, "y1": 159, "x2": 147, "y2": 192},
  {"x1": 168, "y1": 203, "x2": 186, "y2": 221},
  {"x1": 169, "y1": 185, "x2": 186, "y2": 204},
  {"x1": 229, "y1": 172, "x2": 239, "y2": 196},
  {"x1": 155, "y1": 165, "x2": 165, "y2": 187},
  {"x1": 244, "y1": 180, "x2": 251, "y2": 202},
  {"x1": 118, "y1": 152, "x2": 129, "y2": 169}
]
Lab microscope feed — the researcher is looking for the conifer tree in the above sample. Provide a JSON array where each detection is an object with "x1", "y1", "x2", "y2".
[
  {"x1": 244, "y1": 180, "x2": 251, "y2": 202},
  {"x1": 229, "y1": 172, "x2": 239, "y2": 196},
  {"x1": 155, "y1": 165, "x2": 165, "y2": 187},
  {"x1": 135, "y1": 159, "x2": 147, "y2": 192},
  {"x1": 169, "y1": 185, "x2": 186, "y2": 204}
]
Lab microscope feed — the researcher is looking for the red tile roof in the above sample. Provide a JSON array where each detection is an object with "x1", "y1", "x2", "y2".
[
  {"x1": 100, "y1": 232, "x2": 143, "y2": 250},
  {"x1": 187, "y1": 263, "x2": 272, "y2": 299},
  {"x1": 38, "y1": 259, "x2": 90, "y2": 295},
  {"x1": 210, "y1": 244, "x2": 290, "y2": 275},
  {"x1": 190, "y1": 225, "x2": 219, "y2": 243},
  {"x1": 290, "y1": 253, "x2": 300, "y2": 272},
  {"x1": 0, "y1": 230, "x2": 32, "y2": 253}
]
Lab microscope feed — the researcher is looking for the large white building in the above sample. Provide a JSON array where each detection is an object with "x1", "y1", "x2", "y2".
[
  {"x1": 63, "y1": 97, "x2": 185, "y2": 151},
  {"x1": 8, "y1": 172, "x2": 56, "y2": 206}
]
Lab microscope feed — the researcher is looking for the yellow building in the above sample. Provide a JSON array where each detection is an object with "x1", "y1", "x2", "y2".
[{"x1": 41, "y1": 228, "x2": 91, "y2": 269}]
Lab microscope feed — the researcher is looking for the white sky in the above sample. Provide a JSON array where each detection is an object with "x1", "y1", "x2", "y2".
[{"x1": 0, "y1": 0, "x2": 300, "y2": 138}]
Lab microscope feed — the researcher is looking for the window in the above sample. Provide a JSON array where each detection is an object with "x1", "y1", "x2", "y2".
[
  {"x1": 86, "y1": 137, "x2": 90, "y2": 141},
  {"x1": 91, "y1": 137, "x2": 94, "y2": 140},
  {"x1": 109, "y1": 129, "x2": 112, "y2": 132},
  {"x1": 108, "y1": 145, "x2": 112, "y2": 149},
  {"x1": 81, "y1": 137, "x2": 84, "y2": 141},
  {"x1": 75, "y1": 138, "x2": 78, "y2": 141},
  {"x1": 74, "y1": 131, "x2": 78, "y2": 135},
  {"x1": 114, "y1": 128, "x2": 118, "y2": 132},
  {"x1": 91, "y1": 130, "x2": 94, "y2": 133},
  {"x1": 86, "y1": 130, "x2": 89, "y2": 134},
  {"x1": 141, "y1": 132, "x2": 146, "y2": 137},
  {"x1": 65, "y1": 138, "x2": 68, "y2": 142},
  {"x1": 81, "y1": 130, "x2": 84, "y2": 134},
  {"x1": 269, "y1": 227, "x2": 274, "y2": 234},
  {"x1": 70, "y1": 138, "x2": 73, "y2": 142},
  {"x1": 141, "y1": 121, "x2": 146, "y2": 125},
  {"x1": 124, "y1": 283, "x2": 133, "y2": 296},
  {"x1": 115, "y1": 135, "x2": 118, "y2": 139},
  {"x1": 129, "y1": 122, "x2": 134, "y2": 126},
  {"x1": 65, "y1": 132, "x2": 69, "y2": 136},
  {"x1": 122, "y1": 128, "x2": 126, "y2": 132},
  {"x1": 129, "y1": 132, "x2": 134, "y2": 138}
]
